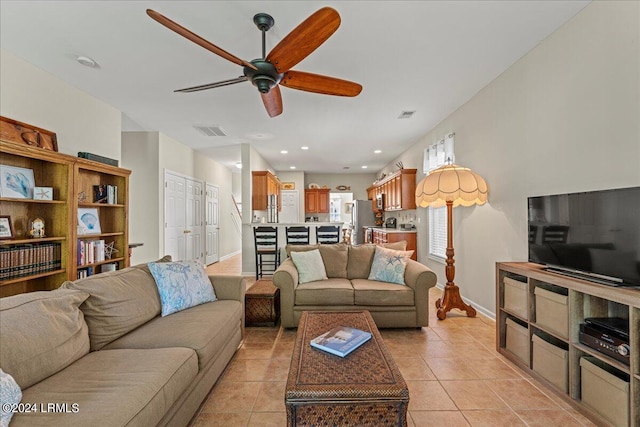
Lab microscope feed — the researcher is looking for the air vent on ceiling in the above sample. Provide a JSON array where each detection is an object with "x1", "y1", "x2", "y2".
[
  {"x1": 398, "y1": 110, "x2": 416, "y2": 119},
  {"x1": 194, "y1": 125, "x2": 227, "y2": 137}
]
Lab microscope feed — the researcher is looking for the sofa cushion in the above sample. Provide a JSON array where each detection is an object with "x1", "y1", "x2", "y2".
[
  {"x1": 347, "y1": 245, "x2": 376, "y2": 279},
  {"x1": 13, "y1": 348, "x2": 197, "y2": 427},
  {"x1": 351, "y1": 279, "x2": 416, "y2": 306},
  {"x1": 318, "y1": 243, "x2": 348, "y2": 278},
  {"x1": 295, "y1": 278, "x2": 354, "y2": 306},
  {"x1": 148, "y1": 260, "x2": 217, "y2": 316},
  {"x1": 285, "y1": 244, "x2": 319, "y2": 258},
  {"x1": 103, "y1": 300, "x2": 242, "y2": 370},
  {"x1": 368, "y1": 246, "x2": 414, "y2": 285},
  {"x1": 0, "y1": 289, "x2": 90, "y2": 389},
  {"x1": 0, "y1": 369, "x2": 22, "y2": 427},
  {"x1": 290, "y1": 249, "x2": 327, "y2": 284},
  {"x1": 61, "y1": 264, "x2": 164, "y2": 351}
]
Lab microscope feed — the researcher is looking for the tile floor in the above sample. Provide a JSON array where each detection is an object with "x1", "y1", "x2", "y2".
[{"x1": 200, "y1": 255, "x2": 596, "y2": 427}]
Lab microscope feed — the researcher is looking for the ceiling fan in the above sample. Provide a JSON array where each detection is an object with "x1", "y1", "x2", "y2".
[{"x1": 147, "y1": 7, "x2": 362, "y2": 118}]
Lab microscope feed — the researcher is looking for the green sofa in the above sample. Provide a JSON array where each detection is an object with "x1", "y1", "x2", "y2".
[
  {"x1": 273, "y1": 243, "x2": 437, "y2": 328},
  {"x1": 0, "y1": 259, "x2": 245, "y2": 427}
]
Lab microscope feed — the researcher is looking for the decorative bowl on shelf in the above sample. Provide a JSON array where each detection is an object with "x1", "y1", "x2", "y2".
[{"x1": 308, "y1": 183, "x2": 319, "y2": 189}]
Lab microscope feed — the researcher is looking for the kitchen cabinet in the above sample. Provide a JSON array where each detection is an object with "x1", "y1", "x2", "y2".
[
  {"x1": 370, "y1": 228, "x2": 417, "y2": 260},
  {"x1": 252, "y1": 171, "x2": 281, "y2": 211},
  {"x1": 366, "y1": 169, "x2": 417, "y2": 212},
  {"x1": 305, "y1": 188, "x2": 330, "y2": 213}
]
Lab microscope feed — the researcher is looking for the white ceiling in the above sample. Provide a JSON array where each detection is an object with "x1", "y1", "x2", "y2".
[{"x1": 0, "y1": 1, "x2": 589, "y2": 173}]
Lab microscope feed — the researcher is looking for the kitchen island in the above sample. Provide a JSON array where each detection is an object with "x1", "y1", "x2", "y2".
[{"x1": 251, "y1": 222, "x2": 345, "y2": 246}]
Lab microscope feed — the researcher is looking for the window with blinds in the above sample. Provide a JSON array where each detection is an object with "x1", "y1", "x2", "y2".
[{"x1": 424, "y1": 133, "x2": 454, "y2": 260}]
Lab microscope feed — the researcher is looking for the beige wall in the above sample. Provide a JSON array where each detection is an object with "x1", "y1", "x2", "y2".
[
  {"x1": 382, "y1": 1, "x2": 640, "y2": 316},
  {"x1": 123, "y1": 131, "x2": 240, "y2": 264},
  {"x1": 0, "y1": 49, "x2": 121, "y2": 159},
  {"x1": 121, "y1": 132, "x2": 161, "y2": 265}
]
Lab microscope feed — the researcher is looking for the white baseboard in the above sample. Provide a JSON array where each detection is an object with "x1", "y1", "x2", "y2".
[
  {"x1": 434, "y1": 283, "x2": 496, "y2": 320},
  {"x1": 219, "y1": 250, "x2": 241, "y2": 262}
]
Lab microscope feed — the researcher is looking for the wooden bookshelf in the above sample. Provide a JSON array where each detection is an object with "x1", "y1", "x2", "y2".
[{"x1": 0, "y1": 140, "x2": 130, "y2": 296}]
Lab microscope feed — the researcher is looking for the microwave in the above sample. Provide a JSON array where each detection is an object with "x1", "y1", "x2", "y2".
[{"x1": 376, "y1": 194, "x2": 385, "y2": 210}]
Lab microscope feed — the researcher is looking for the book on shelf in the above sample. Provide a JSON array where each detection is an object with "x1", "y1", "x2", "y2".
[
  {"x1": 0, "y1": 242, "x2": 61, "y2": 280},
  {"x1": 77, "y1": 239, "x2": 106, "y2": 266},
  {"x1": 92, "y1": 184, "x2": 118, "y2": 204},
  {"x1": 310, "y1": 325, "x2": 372, "y2": 357}
]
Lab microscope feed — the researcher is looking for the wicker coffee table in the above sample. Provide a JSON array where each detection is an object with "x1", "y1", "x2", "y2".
[{"x1": 285, "y1": 311, "x2": 409, "y2": 427}]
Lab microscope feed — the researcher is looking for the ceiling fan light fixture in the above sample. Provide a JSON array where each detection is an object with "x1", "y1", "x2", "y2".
[{"x1": 252, "y1": 75, "x2": 277, "y2": 93}]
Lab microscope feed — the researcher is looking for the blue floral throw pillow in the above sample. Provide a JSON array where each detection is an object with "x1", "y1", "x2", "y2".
[
  {"x1": 368, "y1": 246, "x2": 414, "y2": 285},
  {"x1": 148, "y1": 260, "x2": 217, "y2": 316},
  {"x1": 1, "y1": 369, "x2": 22, "y2": 427}
]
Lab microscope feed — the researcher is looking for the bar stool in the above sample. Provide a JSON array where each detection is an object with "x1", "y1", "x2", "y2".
[
  {"x1": 286, "y1": 226, "x2": 310, "y2": 245},
  {"x1": 254, "y1": 226, "x2": 280, "y2": 279},
  {"x1": 316, "y1": 225, "x2": 341, "y2": 244}
]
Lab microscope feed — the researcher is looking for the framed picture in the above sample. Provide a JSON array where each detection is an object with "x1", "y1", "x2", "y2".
[
  {"x1": 0, "y1": 164, "x2": 35, "y2": 199},
  {"x1": 282, "y1": 182, "x2": 295, "y2": 190},
  {"x1": 0, "y1": 216, "x2": 13, "y2": 239},
  {"x1": 77, "y1": 208, "x2": 101, "y2": 235},
  {"x1": 34, "y1": 186, "x2": 53, "y2": 200}
]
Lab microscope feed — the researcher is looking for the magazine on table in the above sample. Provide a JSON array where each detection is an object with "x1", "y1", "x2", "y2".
[{"x1": 310, "y1": 325, "x2": 372, "y2": 357}]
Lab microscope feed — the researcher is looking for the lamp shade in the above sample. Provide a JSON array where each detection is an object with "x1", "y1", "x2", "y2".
[{"x1": 415, "y1": 164, "x2": 488, "y2": 208}]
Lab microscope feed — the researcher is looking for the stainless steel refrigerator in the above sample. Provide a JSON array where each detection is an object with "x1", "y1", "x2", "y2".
[{"x1": 351, "y1": 200, "x2": 376, "y2": 245}]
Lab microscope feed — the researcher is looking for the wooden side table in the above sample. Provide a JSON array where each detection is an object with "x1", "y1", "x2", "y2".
[{"x1": 245, "y1": 279, "x2": 280, "y2": 327}]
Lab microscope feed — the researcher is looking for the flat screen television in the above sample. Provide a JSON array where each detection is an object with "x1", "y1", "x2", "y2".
[{"x1": 528, "y1": 186, "x2": 640, "y2": 287}]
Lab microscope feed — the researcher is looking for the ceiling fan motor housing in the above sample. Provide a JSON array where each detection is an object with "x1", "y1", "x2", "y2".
[{"x1": 245, "y1": 59, "x2": 283, "y2": 93}]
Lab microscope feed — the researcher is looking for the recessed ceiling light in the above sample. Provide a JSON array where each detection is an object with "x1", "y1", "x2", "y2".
[
  {"x1": 301, "y1": 146, "x2": 309, "y2": 150},
  {"x1": 235, "y1": 162, "x2": 242, "y2": 169},
  {"x1": 280, "y1": 150, "x2": 288, "y2": 154},
  {"x1": 290, "y1": 166, "x2": 296, "y2": 170},
  {"x1": 76, "y1": 55, "x2": 98, "y2": 68},
  {"x1": 374, "y1": 149, "x2": 382, "y2": 154},
  {"x1": 245, "y1": 132, "x2": 274, "y2": 140},
  {"x1": 361, "y1": 165, "x2": 368, "y2": 169}
]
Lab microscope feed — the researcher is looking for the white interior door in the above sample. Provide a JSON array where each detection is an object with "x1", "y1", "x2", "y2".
[
  {"x1": 185, "y1": 178, "x2": 203, "y2": 262},
  {"x1": 164, "y1": 172, "x2": 186, "y2": 261},
  {"x1": 280, "y1": 190, "x2": 299, "y2": 223},
  {"x1": 205, "y1": 184, "x2": 220, "y2": 265}
]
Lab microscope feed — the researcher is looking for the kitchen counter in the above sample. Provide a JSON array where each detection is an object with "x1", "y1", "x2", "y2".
[
  {"x1": 364, "y1": 227, "x2": 418, "y2": 259},
  {"x1": 251, "y1": 222, "x2": 343, "y2": 227},
  {"x1": 366, "y1": 227, "x2": 417, "y2": 234},
  {"x1": 251, "y1": 222, "x2": 344, "y2": 246}
]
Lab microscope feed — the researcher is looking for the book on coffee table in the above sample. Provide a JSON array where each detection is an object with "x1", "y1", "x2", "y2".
[{"x1": 310, "y1": 325, "x2": 372, "y2": 357}]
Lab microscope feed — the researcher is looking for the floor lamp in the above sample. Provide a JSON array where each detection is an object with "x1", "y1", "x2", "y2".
[{"x1": 415, "y1": 164, "x2": 488, "y2": 320}]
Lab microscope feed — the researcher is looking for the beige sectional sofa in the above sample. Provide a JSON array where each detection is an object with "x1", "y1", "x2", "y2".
[
  {"x1": 273, "y1": 243, "x2": 437, "y2": 328},
  {"x1": 0, "y1": 259, "x2": 245, "y2": 427}
]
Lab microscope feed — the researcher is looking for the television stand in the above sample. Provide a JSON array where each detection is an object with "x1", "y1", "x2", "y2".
[
  {"x1": 543, "y1": 267, "x2": 623, "y2": 287},
  {"x1": 496, "y1": 262, "x2": 640, "y2": 427}
]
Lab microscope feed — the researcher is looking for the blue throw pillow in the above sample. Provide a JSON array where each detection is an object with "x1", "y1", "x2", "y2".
[
  {"x1": 290, "y1": 249, "x2": 328, "y2": 284},
  {"x1": 148, "y1": 260, "x2": 217, "y2": 316},
  {"x1": 368, "y1": 246, "x2": 414, "y2": 285},
  {"x1": 1, "y1": 369, "x2": 22, "y2": 427}
]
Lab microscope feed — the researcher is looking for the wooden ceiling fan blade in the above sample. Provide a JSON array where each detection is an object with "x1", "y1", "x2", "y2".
[
  {"x1": 266, "y1": 7, "x2": 340, "y2": 73},
  {"x1": 261, "y1": 85, "x2": 283, "y2": 117},
  {"x1": 147, "y1": 9, "x2": 257, "y2": 71},
  {"x1": 174, "y1": 76, "x2": 248, "y2": 93},
  {"x1": 280, "y1": 71, "x2": 362, "y2": 97}
]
